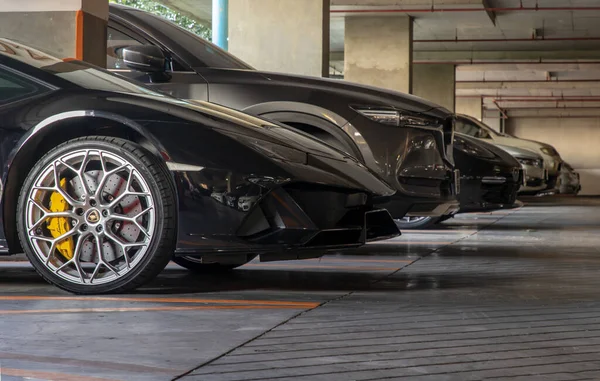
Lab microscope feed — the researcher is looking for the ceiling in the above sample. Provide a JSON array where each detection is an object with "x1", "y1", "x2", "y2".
[{"x1": 165, "y1": 0, "x2": 600, "y2": 117}]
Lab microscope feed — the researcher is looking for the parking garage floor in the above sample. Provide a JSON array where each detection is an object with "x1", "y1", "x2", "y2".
[{"x1": 1, "y1": 196, "x2": 600, "y2": 381}]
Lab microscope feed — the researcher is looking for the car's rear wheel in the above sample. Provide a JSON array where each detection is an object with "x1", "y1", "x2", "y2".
[
  {"x1": 172, "y1": 256, "x2": 250, "y2": 273},
  {"x1": 394, "y1": 216, "x2": 440, "y2": 230},
  {"x1": 17, "y1": 136, "x2": 176, "y2": 294}
]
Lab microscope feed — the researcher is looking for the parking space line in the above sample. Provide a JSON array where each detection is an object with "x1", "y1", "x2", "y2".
[
  {"x1": 0, "y1": 352, "x2": 180, "y2": 375},
  {"x1": 0, "y1": 296, "x2": 319, "y2": 307},
  {"x1": 0, "y1": 304, "x2": 315, "y2": 315},
  {"x1": 0, "y1": 367, "x2": 118, "y2": 381}
]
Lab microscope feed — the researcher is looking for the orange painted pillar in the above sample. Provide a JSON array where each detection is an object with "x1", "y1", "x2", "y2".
[{"x1": 0, "y1": 0, "x2": 108, "y2": 67}]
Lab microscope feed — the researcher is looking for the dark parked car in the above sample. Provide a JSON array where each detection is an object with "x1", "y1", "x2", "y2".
[
  {"x1": 396, "y1": 133, "x2": 523, "y2": 229},
  {"x1": 0, "y1": 39, "x2": 399, "y2": 294},
  {"x1": 107, "y1": 4, "x2": 459, "y2": 225}
]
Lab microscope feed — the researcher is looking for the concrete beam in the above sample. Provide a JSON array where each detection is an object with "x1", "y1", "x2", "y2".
[
  {"x1": 481, "y1": 0, "x2": 496, "y2": 26},
  {"x1": 331, "y1": 50, "x2": 600, "y2": 64},
  {"x1": 457, "y1": 81, "x2": 600, "y2": 90},
  {"x1": 159, "y1": 0, "x2": 211, "y2": 26},
  {"x1": 487, "y1": 108, "x2": 600, "y2": 118}
]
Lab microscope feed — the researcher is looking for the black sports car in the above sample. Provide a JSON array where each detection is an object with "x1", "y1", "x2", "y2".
[
  {"x1": 396, "y1": 133, "x2": 523, "y2": 229},
  {"x1": 0, "y1": 39, "x2": 399, "y2": 294},
  {"x1": 107, "y1": 4, "x2": 459, "y2": 223}
]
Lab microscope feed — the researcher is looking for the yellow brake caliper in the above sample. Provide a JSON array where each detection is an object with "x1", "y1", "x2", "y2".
[{"x1": 46, "y1": 178, "x2": 75, "y2": 260}]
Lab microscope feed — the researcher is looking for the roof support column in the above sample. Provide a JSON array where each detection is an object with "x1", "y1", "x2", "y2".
[
  {"x1": 0, "y1": 0, "x2": 108, "y2": 67},
  {"x1": 228, "y1": 0, "x2": 329, "y2": 77},
  {"x1": 413, "y1": 64, "x2": 456, "y2": 112},
  {"x1": 344, "y1": 15, "x2": 413, "y2": 93},
  {"x1": 456, "y1": 97, "x2": 483, "y2": 121}
]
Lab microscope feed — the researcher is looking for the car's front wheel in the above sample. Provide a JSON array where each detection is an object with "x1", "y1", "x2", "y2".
[
  {"x1": 17, "y1": 136, "x2": 176, "y2": 294},
  {"x1": 394, "y1": 216, "x2": 440, "y2": 230}
]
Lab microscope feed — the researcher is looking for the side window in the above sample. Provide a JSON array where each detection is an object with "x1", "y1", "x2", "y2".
[
  {"x1": 455, "y1": 119, "x2": 477, "y2": 137},
  {"x1": 107, "y1": 27, "x2": 144, "y2": 69},
  {"x1": 476, "y1": 128, "x2": 492, "y2": 139},
  {"x1": 0, "y1": 68, "x2": 49, "y2": 106}
]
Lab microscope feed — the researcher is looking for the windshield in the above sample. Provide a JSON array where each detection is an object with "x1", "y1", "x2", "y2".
[
  {"x1": 124, "y1": 9, "x2": 253, "y2": 70},
  {"x1": 463, "y1": 115, "x2": 501, "y2": 137}
]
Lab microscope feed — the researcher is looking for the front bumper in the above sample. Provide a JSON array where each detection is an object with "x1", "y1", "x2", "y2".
[
  {"x1": 176, "y1": 183, "x2": 400, "y2": 257},
  {"x1": 457, "y1": 168, "x2": 522, "y2": 213},
  {"x1": 375, "y1": 169, "x2": 460, "y2": 219},
  {"x1": 519, "y1": 163, "x2": 548, "y2": 194}
]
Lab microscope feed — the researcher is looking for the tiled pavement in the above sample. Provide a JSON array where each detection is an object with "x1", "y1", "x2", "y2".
[{"x1": 1, "y1": 197, "x2": 600, "y2": 380}]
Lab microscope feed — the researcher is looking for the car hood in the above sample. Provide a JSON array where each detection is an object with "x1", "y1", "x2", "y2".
[
  {"x1": 124, "y1": 92, "x2": 361, "y2": 162},
  {"x1": 493, "y1": 144, "x2": 543, "y2": 160},
  {"x1": 197, "y1": 68, "x2": 452, "y2": 119},
  {"x1": 489, "y1": 135, "x2": 548, "y2": 155}
]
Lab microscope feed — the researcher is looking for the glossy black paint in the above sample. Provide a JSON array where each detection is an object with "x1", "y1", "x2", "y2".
[
  {"x1": 0, "y1": 43, "x2": 399, "y2": 256},
  {"x1": 108, "y1": 4, "x2": 458, "y2": 219},
  {"x1": 453, "y1": 134, "x2": 522, "y2": 214}
]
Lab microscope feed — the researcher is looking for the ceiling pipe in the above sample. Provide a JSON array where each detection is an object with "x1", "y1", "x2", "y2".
[
  {"x1": 415, "y1": 37, "x2": 600, "y2": 43},
  {"x1": 415, "y1": 61, "x2": 600, "y2": 64},
  {"x1": 331, "y1": 6, "x2": 600, "y2": 14},
  {"x1": 489, "y1": 115, "x2": 600, "y2": 119},
  {"x1": 456, "y1": 95, "x2": 600, "y2": 99},
  {"x1": 495, "y1": 98, "x2": 600, "y2": 102},
  {"x1": 492, "y1": 100, "x2": 508, "y2": 119}
]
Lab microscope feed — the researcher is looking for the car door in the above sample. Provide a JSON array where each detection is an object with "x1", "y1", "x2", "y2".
[{"x1": 106, "y1": 21, "x2": 208, "y2": 101}]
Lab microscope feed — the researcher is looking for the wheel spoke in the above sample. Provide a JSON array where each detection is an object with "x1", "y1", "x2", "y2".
[
  {"x1": 95, "y1": 236, "x2": 120, "y2": 278},
  {"x1": 94, "y1": 163, "x2": 130, "y2": 200},
  {"x1": 52, "y1": 162, "x2": 83, "y2": 206}
]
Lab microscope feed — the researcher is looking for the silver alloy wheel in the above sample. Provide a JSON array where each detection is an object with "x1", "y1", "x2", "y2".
[{"x1": 25, "y1": 149, "x2": 156, "y2": 286}]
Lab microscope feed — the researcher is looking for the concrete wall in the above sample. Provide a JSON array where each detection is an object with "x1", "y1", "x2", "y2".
[
  {"x1": 229, "y1": 0, "x2": 329, "y2": 77},
  {"x1": 412, "y1": 64, "x2": 455, "y2": 111},
  {"x1": 344, "y1": 15, "x2": 412, "y2": 93},
  {"x1": 506, "y1": 117, "x2": 600, "y2": 195}
]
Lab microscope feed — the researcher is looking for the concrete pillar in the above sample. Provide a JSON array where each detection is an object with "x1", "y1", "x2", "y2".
[
  {"x1": 212, "y1": 0, "x2": 228, "y2": 50},
  {"x1": 413, "y1": 64, "x2": 455, "y2": 111},
  {"x1": 0, "y1": 0, "x2": 108, "y2": 67},
  {"x1": 228, "y1": 0, "x2": 329, "y2": 77},
  {"x1": 483, "y1": 111, "x2": 503, "y2": 133},
  {"x1": 344, "y1": 16, "x2": 413, "y2": 93},
  {"x1": 456, "y1": 97, "x2": 483, "y2": 120}
]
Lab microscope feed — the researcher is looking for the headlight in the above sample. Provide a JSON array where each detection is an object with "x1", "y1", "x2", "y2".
[
  {"x1": 352, "y1": 106, "x2": 441, "y2": 127},
  {"x1": 540, "y1": 146, "x2": 558, "y2": 156},
  {"x1": 517, "y1": 157, "x2": 543, "y2": 168},
  {"x1": 454, "y1": 136, "x2": 496, "y2": 159}
]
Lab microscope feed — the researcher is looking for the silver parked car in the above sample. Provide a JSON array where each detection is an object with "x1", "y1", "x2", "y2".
[
  {"x1": 495, "y1": 144, "x2": 548, "y2": 195},
  {"x1": 558, "y1": 162, "x2": 581, "y2": 195}
]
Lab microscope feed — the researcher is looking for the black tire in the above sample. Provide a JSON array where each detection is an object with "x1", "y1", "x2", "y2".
[
  {"x1": 17, "y1": 136, "x2": 176, "y2": 294},
  {"x1": 172, "y1": 256, "x2": 249, "y2": 273},
  {"x1": 394, "y1": 216, "x2": 440, "y2": 230}
]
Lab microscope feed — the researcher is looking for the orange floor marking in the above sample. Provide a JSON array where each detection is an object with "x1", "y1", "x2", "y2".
[
  {"x1": 0, "y1": 304, "x2": 317, "y2": 315},
  {"x1": 0, "y1": 295, "x2": 318, "y2": 307},
  {"x1": 0, "y1": 367, "x2": 118, "y2": 381}
]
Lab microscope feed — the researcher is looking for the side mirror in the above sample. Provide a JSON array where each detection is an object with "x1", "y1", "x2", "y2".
[{"x1": 120, "y1": 45, "x2": 166, "y2": 73}]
